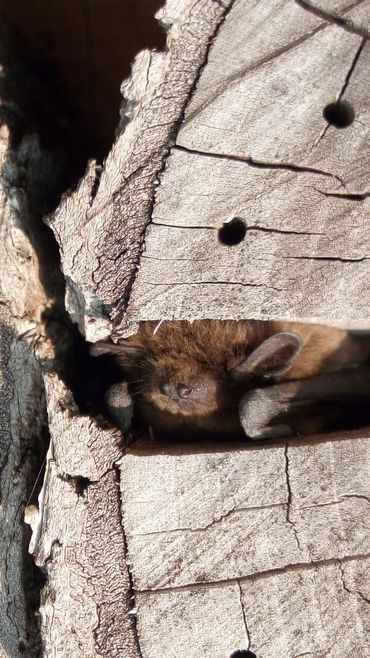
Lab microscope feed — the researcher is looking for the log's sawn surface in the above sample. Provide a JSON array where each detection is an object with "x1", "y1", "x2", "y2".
[
  {"x1": 125, "y1": 0, "x2": 370, "y2": 332},
  {"x1": 120, "y1": 433, "x2": 370, "y2": 658}
]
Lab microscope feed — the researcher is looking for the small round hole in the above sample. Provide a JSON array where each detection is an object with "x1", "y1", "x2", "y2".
[
  {"x1": 230, "y1": 651, "x2": 257, "y2": 658},
  {"x1": 218, "y1": 216, "x2": 247, "y2": 246},
  {"x1": 322, "y1": 100, "x2": 355, "y2": 128}
]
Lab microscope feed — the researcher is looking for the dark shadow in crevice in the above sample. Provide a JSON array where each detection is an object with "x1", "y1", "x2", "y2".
[
  {"x1": 0, "y1": 20, "x2": 126, "y2": 419},
  {"x1": 42, "y1": 307, "x2": 125, "y2": 417},
  {"x1": 0, "y1": 0, "x2": 165, "y2": 160}
]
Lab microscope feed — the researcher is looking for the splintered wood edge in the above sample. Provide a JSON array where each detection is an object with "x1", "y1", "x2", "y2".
[
  {"x1": 29, "y1": 375, "x2": 141, "y2": 658},
  {"x1": 49, "y1": 0, "x2": 233, "y2": 341}
]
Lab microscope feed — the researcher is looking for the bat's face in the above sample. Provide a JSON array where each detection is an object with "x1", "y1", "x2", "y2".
[{"x1": 141, "y1": 359, "x2": 233, "y2": 417}]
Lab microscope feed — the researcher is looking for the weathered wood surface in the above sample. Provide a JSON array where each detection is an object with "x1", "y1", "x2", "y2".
[
  {"x1": 2, "y1": 1, "x2": 370, "y2": 657},
  {"x1": 125, "y1": 0, "x2": 370, "y2": 331},
  {"x1": 0, "y1": 23, "x2": 144, "y2": 657},
  {"x1": 121, "y1": 432, "x2": 370, "y2": 657},
  {"x1": 0, "y1": 111, "x2": 49, "y2": 656},
  {"x1": 44, "y1": 1, "x2": 370, "y2": 656},
  {"x1": 28, "y1": 375, "x2": 141, "y2": 658}
]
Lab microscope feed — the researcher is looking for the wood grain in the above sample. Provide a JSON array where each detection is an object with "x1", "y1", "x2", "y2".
[
  {"x1": 125, "y1": 0, "x2": 370, "y2": 330},
  {"x1": 120, "y1": 431, "x2": 370, "y2": 656}
]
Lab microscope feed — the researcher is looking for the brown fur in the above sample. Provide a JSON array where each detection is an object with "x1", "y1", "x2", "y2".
[{"x1": 113, "y1": 319, "x2": 370, "y2": 436}]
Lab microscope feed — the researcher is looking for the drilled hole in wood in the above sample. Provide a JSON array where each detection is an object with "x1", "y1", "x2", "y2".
[
  {"x1": 323, "y1": 100, "x2": 355, "y2": 128},
  {"x1": 218, "y1": 216, "x2": 247, "y2": 245},
  {"x1": 230, "y1": 651, "x2": 257, "y2": 658}
]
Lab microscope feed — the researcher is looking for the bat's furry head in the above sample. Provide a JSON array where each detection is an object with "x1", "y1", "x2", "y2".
[{"x1": 91, "y1": 320, "x2": 302, "y2": 427}]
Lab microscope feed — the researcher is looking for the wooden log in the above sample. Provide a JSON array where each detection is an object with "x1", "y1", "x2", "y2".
[
  {"x1": 46, "y1": 1, "x2": 370, "y2": 656},
  {"x1": 125, "y1": 0, "x2": 370, "y2": 330},
  {"x1": 49, "y1": 0, "x2": 234, "y2": 340},
  {"x1": 2, "y1": 1, "x2": 370, "y2": 657},
  {"x1": 0, "y1": 120, "x2": 48, "y2": 656}
]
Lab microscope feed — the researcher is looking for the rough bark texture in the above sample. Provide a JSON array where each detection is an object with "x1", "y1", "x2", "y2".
[
  {"x1": 30, "y1": 375, "x2": 140, "y2": 658},
  {"x1": 0, "y1": 19, "x2": 142, "y2": 658},
  {"x1": 1, "y1": 1, "x2": 370, "y2": 657},
  {"x1": 0, "y1": 106, "x2": 50, "y2": 656}
]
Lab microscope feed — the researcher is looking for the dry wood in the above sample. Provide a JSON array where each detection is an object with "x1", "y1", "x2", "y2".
[
  {"x1": 126, "y1": 0, "x2": 370, "y2": 330},
  {"x1": 1, "y1": 1, "x2": 370, "y2": 657},
  {"x1": 0, "y1": 122, "x2": 48, "y2": 656},
  {"x1": 49, "y1": 0, "x2": 233, "y2": 341},
  {"x1": 121, "y1": 431, "x2": 370, "y2": 657},
  {"x1": 47, "y1": 1, "x2": 370, "y2": 656},
  {"x1": 29, "y1": 375, "x2": 140, "y2": 658}
]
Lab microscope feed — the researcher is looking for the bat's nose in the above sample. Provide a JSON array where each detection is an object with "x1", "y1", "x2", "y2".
[{"x1": 159, "y1": 381, "x2": 192, "y2": 401}]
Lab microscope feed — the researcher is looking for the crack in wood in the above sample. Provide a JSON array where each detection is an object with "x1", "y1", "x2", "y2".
[
  {"x1": 237, "y1": 579, "x2": 252, "y2": 651},
  {"x1": 174, "y1": 144, "x2": 345, "y2": 185},
  {"x1": 300, "y1": 493, "x2": 370, "y2": 510},
  {"x1": 338, "y1": 559, "x2": 370, "y2": 605},
  {"x1": 141, "y1": 281, "x2": 284, "y2": 292},
  {"x1": 151, "y1": 220, "x2": 326, "y2": 237},
  {"x1": 312, "y1": 186, "x2": 370, "y2": 201},
  {"x1": 295, "y1": 0, "x2": 370, "y2": 40},
  {"x1": 132, "y1": 502, "x2": 286, "y2": 538},
  {"x1": 135, "y1": 552, "x2": 370, "y2": 595},
  {"x1": 183, "y1": 1, "x2": 361, "y2": 126},
  {"x1": 311, "y1": 36, "x2": 366, "y2": 149},
  {"x1": 113, "y1": 0, "x2": 236, "y2": 324},
  {"x1": 284, "y1": 445, "x2": 303, "y2": 553},
  {"x1": 281, "y1": 255, "x2": 368, "y2": 263},
  {"x1": 114, "y1": 464, "x2": 144, "y2": 658}
]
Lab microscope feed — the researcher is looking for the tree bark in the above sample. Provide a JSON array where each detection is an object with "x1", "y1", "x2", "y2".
[{"x1": 1, "y1": 1, "x2": 370, "y2": 657}]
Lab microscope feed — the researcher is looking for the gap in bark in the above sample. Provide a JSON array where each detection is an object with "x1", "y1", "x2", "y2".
[{"x1": 21, "y1": 500, "x2": 48, "y2": 655}]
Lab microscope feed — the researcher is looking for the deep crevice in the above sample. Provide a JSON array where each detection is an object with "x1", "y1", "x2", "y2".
[
  {"x1": 0, "y1": 20, "x2": 127, "y2": 420},
  {"x1": 0, "y1": 16, "x2": 155, "y2": 654},
  {"x1": 284, "y1": 445, "x2": 303, "y2": 553}
]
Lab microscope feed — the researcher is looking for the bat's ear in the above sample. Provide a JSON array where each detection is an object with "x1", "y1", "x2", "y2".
[
  {"x1": 89, "y1": 341, "x2": 144, "y2": 359},
  {"x1": 231, "y1": 332, "x2": 303, "y2": 380}
]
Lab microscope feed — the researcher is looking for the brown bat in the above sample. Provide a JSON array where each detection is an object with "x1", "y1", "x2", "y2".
[{"x1": 91, "y1": 320, "x2": 370, "y2": 438}]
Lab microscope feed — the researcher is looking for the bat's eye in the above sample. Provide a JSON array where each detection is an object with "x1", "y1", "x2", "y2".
[
  {"x1": 159, "y1": 382, "x2": 171, "y2": 397},
  {"x1": 176, "y1": 383, "x2": 193, "y2": 399}
]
